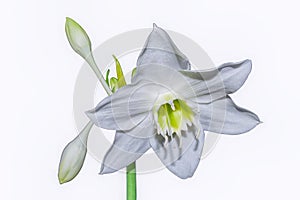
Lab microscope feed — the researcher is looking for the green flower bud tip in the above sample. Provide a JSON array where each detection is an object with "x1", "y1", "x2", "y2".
[{"x1": 65, "y1": 17, "x2": 92, "y2": 59}]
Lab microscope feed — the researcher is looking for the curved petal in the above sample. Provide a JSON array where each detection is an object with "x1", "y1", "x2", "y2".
[
  {"x1": 167, "y1": 131, "x2": 205, "y2": 179},
  {"x1": 86, "y1": 81, "x2": 159, "y2": 131},
  {"x1": 150, "y1": 124, "x2": 204, "y2": 179},
  {"x1": 125, "y1": 114, "x2": 156, "y2": 139},
  {"x1": 100, "y1": 123, "x2": 154, "y2": 174},
  {"x1": 179, "y1": 60, "x2": 252, "y2": 103},
  {"x1": 199, "y1": 96, "x2": 260, "y2": 134},
  {"x1": 137, "y1": 24, "x2": 191, "y2": 70}
]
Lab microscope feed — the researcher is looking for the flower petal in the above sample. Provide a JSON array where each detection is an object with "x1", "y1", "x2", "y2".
[
  {"x1": 100, "y1": 121, "x2": 154, "y2": 174},
  {"x1": 167, "y1": 130, "x2": 205, "y2": 179},
  {"x1": 179, "y1": 60, "x2": 252, "y2": 103},
  {"x1": 137, "y1": 24, "x2": 191, "y2": 70},
  {"x1": 86, "y1": 81, "x2": 159, "y2": 131},
  {"x1": 150, "y1": 124, "x2": 204, "y2": 179},
  {"x1": 132, "y1": 64, "x2": 198, "y2": 101},
  {"x1": 217, "y1": 59, "x2": 252, "y2": 94},
  {"x1": 199, "y1": 96, "x2": 260, "y2": 134},
  {"x1": 125, "y1": 114, "x2": 156, "y2": 139},
  {"x1": 58, "y1": 121, "x2": 93, "y2": 184}
]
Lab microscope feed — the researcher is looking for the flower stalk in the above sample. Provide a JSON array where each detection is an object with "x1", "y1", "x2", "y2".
[
  {"x1": 62, "y1": 17, "x2": 145, "y2": 199},
  {"x1": 65, "y1": 17, "x2": 112, "y2": 95},
  {"x1": 85, "y1": 54, "x2": 112, "y2": 95},
  {"x1": 127, "y1": 162, "x2": 137, "y2": 200}
]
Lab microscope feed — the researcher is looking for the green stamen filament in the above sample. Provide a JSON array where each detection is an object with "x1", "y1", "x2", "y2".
[{"x1": 155, "y1": 98, "x2": 195, "y2": 147}]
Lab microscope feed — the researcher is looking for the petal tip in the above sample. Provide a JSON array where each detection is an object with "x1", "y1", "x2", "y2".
[
  {"x1": 179, "y1": 174, "x2": 193, "y2": 179},
  {"x1": 243, "y1": 59, "x2": 252, "y2": 71},
  {"x1": 153, "y1": 23, "x2": 158, "y2": 28},
  {"x1": 254, "y1": 113, "x2": 262, "y2": 125},
  {"x1": 98, "y1": 171, "x2": 104, "y2": 175},
  {"x1": 98, "y1": 167, "x2": 105, "y2": 175},
  {"x1": 244, "y1": 59, "x2": 252, "y2": 64},
  {"x1": 58, "y1": 173, "x2": 73, "y2": 184},
  {"x1": 58, "y1": 177, "x2": 66, "y2": 184},
  {"x1": 258, "y1": 120, "x2": 263, "y2": 124},
  {"x1": 246, "y1": 114, "x2": 262, "y2": 132},
  {"x1": 65, "y1": 17, "x2": 73, "y2": 24},
  {"x1": 174, "y1": 170, "x2": 195, "y2": 179},
  {"x1": 245, "y1": 113, "x2": 262, "y2": 132},
  {"x1": 99, "y1": 164, "x2": 116, "y2": 175}
]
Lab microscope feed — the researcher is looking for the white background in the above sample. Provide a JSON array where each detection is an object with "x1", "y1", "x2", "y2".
[{"x1": 2, "y1": 0, "x2": 300, "y2": 199}]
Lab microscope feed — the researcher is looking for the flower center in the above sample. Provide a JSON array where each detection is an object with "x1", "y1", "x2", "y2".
[{"x1": 152, "y1": 93, "x2": 197, "y2": 147}]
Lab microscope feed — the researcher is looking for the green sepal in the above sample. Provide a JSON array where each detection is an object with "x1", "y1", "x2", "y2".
[{"x1": 112, "y1": 55, "x2": 126, "y2": 88}]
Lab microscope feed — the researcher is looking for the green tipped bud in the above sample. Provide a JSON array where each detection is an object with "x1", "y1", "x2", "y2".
[
  {"x1": 58, "y1": 121, "x2": 93, "y2": 184},
  {"x1": 65, "y1": 17, "x2": 112, "y2": 95},
  {"x1": 65, "y1": 17, "x2": 92, "y2": 59}
]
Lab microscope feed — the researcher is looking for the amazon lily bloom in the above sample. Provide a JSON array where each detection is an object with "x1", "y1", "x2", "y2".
[{"x1": 86, "y1": 24, "x2": 260, "y2": 179}]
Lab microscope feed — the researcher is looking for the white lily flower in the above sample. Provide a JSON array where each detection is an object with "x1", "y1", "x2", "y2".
[{"x1": 86, "y1": 24, "x2": 260, "y2": 179}]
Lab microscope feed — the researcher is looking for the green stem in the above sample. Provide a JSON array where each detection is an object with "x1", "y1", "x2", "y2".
[
  {"x1": 84, "y1": 53, "x2": 113, "y2": 125},
  {"x1": 85, "y1": 54, "x2": 112, "y2": 95},
  {"x1": 126, "y1": 162, "x2": 136, "y2": 200}
]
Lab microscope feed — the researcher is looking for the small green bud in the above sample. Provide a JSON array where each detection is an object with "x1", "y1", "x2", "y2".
[
  {"x1": 110, "y1": 77, "x2": 119, "y2": 93},
  {"x1": 65, "y1": 17, "x2": 92, "y2": 59}
]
